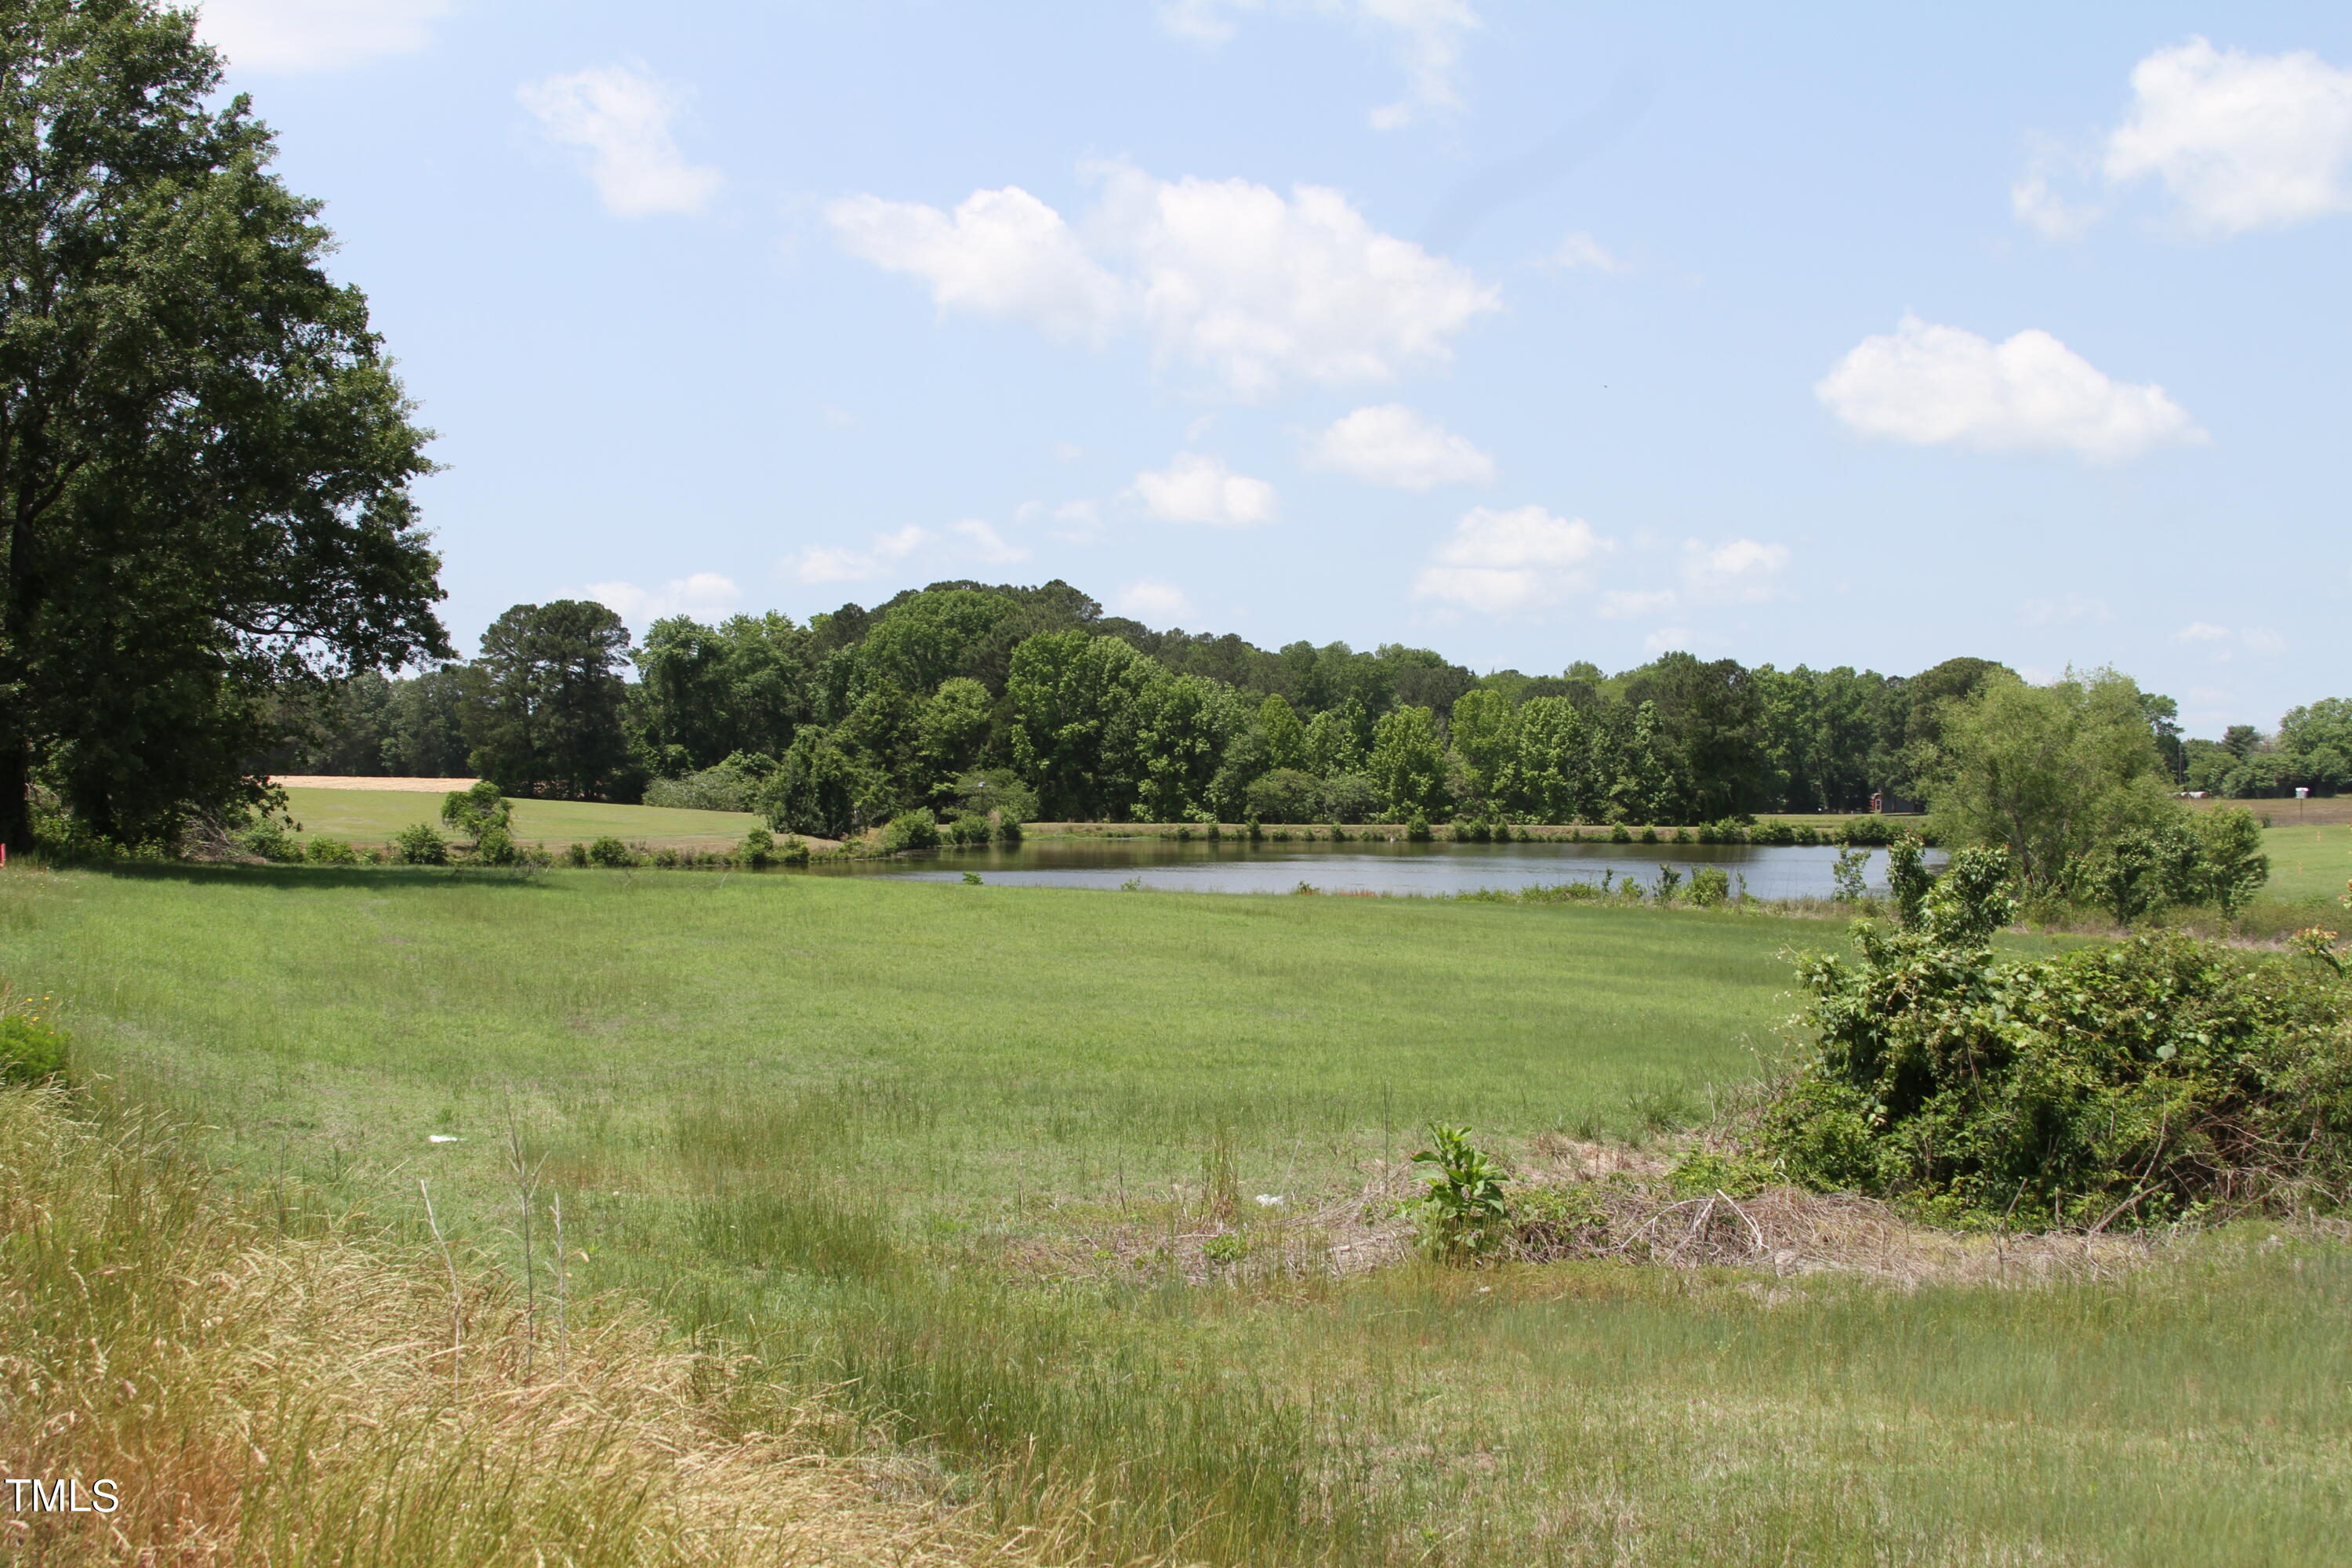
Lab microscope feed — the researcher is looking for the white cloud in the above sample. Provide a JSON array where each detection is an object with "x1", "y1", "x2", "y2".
[
  {"x1": 518, "y1": 65, "x2": 722, "y2": 219},
  {"x1": 2016, "y1": 39, "x2": 2352, "y2": 239},
  {"x1": 2169, "y1": 622, "x2": 2286, "y2": 660},
  {"x1": 1112, "y1": 579, "x2": 1199, "y2": 622},
  {"x1": 1128, "y1": 453, "x2": 1279, "y2": 528},
  {"x1": 949, "y1": 518, "x2": 1029, "y2": 564},
  {"x1": 1642, "y1": 626, "x2": 1693, "y2": 654},
  {"x1": 583, "y1": 572, "x2": 741, "y2": 624},
  {"x1": 195, "y1": 0, "x2": 448, "y2": 71},
  {"x1": 829, "y1": 165, "x2": 1497, "y2": 398},
  {"x1": 1157, "y1": 0, "x2": 1479, "y2": 129},
  {"x1": 2105, "y1": 39, "x2": 2352, "y2": 235},
  {"x1": 1552, "y1": 231, "x2": 1625, "y2": 272},
  {"x1": 2023, "y1": 593, "x2": 2111, "y2": 626},
  {"x1": 1682, "y1": 538, "x2": 1789, "y2": 603},
  {"x1": 825, "y1": 187, "x2": 1128, "y2": 344},
  {"x1": 1816, "y1": 314, "x2": 2205, "y2": 463},
  {"x1": 1411, "y1": 506, "x2": 1611, "y2": 613},
  {"x1": 782, "y1": 525, "x2": 933, "y2": 586},
  {"x1": 1304, "y1": 404, "x2": 1494, "y2": 489}
]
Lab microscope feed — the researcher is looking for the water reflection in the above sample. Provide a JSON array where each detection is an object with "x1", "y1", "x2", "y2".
[{"x1": 802, "y1": 835, "x2": 1931, "y2": 900}]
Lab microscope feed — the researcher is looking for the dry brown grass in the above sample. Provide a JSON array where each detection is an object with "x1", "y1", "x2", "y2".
[{"x1": 0, "y1": 1088, "x2": 1101, "y2": 1567}]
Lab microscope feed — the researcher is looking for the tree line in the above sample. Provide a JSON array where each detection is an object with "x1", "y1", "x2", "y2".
[{"x1": 290, "y1": 578, "x2": 2045, "y2": 835}]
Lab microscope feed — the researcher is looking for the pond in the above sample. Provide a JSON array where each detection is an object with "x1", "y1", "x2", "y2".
[{"x1": 801, "y1": 835, "x2": 1931, "y2": 900}]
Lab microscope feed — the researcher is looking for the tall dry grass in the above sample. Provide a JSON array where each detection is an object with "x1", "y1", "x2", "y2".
[{"x1": 0, "y1": 1087, "x2": 1073, "y2": 1567}]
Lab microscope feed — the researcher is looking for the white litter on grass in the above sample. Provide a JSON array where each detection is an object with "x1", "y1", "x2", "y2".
[
  {"x1": 427, "y1": 1134, "x2": 462, "y2": 1144},
  {"x1": 1254, "y1": 1193, "x2": 1286, "y2": 1207}
]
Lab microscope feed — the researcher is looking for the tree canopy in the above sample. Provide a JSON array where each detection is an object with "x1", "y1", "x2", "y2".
[{"x1": 0, "y1": 0, "x2": 445, "y2": 849}]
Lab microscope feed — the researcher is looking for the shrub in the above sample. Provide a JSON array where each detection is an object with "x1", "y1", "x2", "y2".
[
  {"x1": 439, "y1": 780, "x2": 510, "y2": 839},
  {"x1": 1405, "y1": 812, "x2": 1432, "y2": 843},
  {"x1": 565, "y1": 841, "x2": 590, "y2": 867},
  {"x1": 1609, "y1": 824, "x2": 1632, "y2": 844},
  {"x1": 944, "y1": 811, "x2": 992, "y2": 847},
  {"x1": 779, "y1": 834, "x2": 811, "y2": 866},
  {"x1": 1244, "y1": 815, "x2": 1265, "y2": 842},
  {"x1": 1639, "y1": 826, "x2": 1660, "y2": 844},
  {"x1": 238, "y1": 817, "x2": 303, "y2": 863},
  {"x1": 1667, "y1": 1149, "x2": 1774, "y2": 1199},
  {"x1": 993, "y1": 814, "x2": 1023, "y2": 845},
  {"x1": 1454, "y1": 817, "x2": 1490, "y2": 844},
  {"x1": 1670, "y1": 826, "x2": 1692, "y2": 844},
  {"x1": 1503, "y1": 1184, "x2": 1609, "y2": 1261},
  {"x1": 473, "y1": 824, "x2": 520, "y2": 867},
  {"x1": 740, "y1": 827, "x2": 775, "y2": 869},
  {"x1": 1686, "y1": 866, "x2": 1732, "y2": 908},
  {"x1": 1831, "y1": 847, "x2": 1871, "y2": 902},
  {"x1": 1411, "y1": 1124, "x2": 1510, "y2": 1265},
  {"x1": 1840, "y1": 816, "x2": 1895, "y2": 847},
  {"x1": 303, "y1": 837, "x2": 359, "y2": 866},
  {"x1": 1318, "y1": 773, "x2": 1380, "y2": 825},
  {"x1": 1759, "y1": 845, "x2": 2352, "y2": 1227},
  {"x1": 0, "y1": 1013, "x2": 67, "y2": 1083},
  {"x1": 1652, "y1": 865, "x2": 1683, "y2": 904},
  {"x1": 1793, "y1": 824, "x2": 1821, "y2": 848},
  {"x1": 642, "y1": 753, "x2": 771, "y2": 813},
  {"x1": 880, "y1": 809, "x2": 940, "y2": 854},
  {"x1": 586, "y1": 836, "x2": 635, "y2": 868},
  {"x1": 1751, "y1": 819, "x2": 1796, "y2": 847},
  {"x1": 1243, "y1": 768, "x2": 1323, "y2": 825},
  {"x1": 391, "y1": 823, "x2": 448, "y2": 866}
]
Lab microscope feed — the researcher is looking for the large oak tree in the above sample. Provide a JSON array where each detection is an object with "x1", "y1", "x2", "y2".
[{"x1": 0, "y1": 0, "x2": 446, "y2": 850}]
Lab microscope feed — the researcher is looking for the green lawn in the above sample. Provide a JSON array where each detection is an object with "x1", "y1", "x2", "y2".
[
  {"x1": 2263, "y1": 820, "x2": 2352, "y2": 902},
  {"x1": 3, "y1": 866, "x2": 2342, "y2": 1566},
  {"x1": 282, "y1": 786, "x2": 764, "y2": 850}
]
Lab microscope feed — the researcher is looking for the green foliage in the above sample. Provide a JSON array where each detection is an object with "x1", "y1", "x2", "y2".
[
  {"x1": 303, "y1": 837, "x2": 359, "y2": 866},
  {"x1": 2195, "y1": 807, "x2": 2270, "y2": 917},
  {"x1": 881, "y1": 808, "x2": 941, "y2": 854},
  {"x1": 388, "y1": 822, "x2": 447, "y2": 866},
  {"x1": 1200, "y1": 1232, "x2": 1247, "y2": 1266},
  {"x1": 1411, "y1": 1124, "x2": 1511, "y2": 1264},
  {"x1": 586, "y1": 835, "x2": 635, "y2": 868},
  {"x1": 740, "y1": 826, "x2": 775, "y2": 869},
  {"x1": 466, "y1": 601, "x2": 639, "y2": 801},
  {"x1": 237, "y1": 815, "x2": 303, "y2": 863},
  {"x1": 1762, "y1": 845, "x2": 2352, "y2": 1226},
  {"x1": 1928, "y1": 669, "x2": 2176, "y2": 891},
  {"x1": 642, "y1": 753, "x2": 771, "y2": 812},
  {"x1": 1243, "y1": 768, "x2": 1323, "y2": 824},
  {"x1": 764, "y1": 726, "x2": 864, "y2": 840},
  {"x1": 1652, "y1": 866, "x2": 1683, "y2": 904},
  {"x1": 565, "y1": 841, "x2": 590, "y2": 867},
  {"x1": 943, "y1": 811, "x2": 992, "y2": 847},
  {"x1": 1831, "y1": 847, "x2": 1870, "y2": 903},
  {"x1": 1317, "y1": 772, "x2": 1379, "y2": 824},
  {"x1": 472, "y1": 824, "x2": 519, "y2": 867},
  {"x1": 1667, "y1": 1149, "x2": 1775, "y2": 1199},
  {"x1": 439, "y1": 779, "x2": 511, "y2": 839},
  {"x1": 1405, "y1": 811, "x2": 1432, "y2": 843},
  {"x1": 1499, "y1": 1182, "x2": 1609, "y2": 1259},
  {"x1": 0, "y1": 1013, "x2": 67, "y2": 1083},
  {"x1": 1368, "y1": 705, "x2": 1448, "y2": 818},
  {"x1": 1686, "y1": 866, "x2": 1733, "y2": 908}
]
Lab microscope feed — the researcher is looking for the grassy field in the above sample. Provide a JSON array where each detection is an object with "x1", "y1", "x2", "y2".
[
  {"x1": 2263, "y1": 819, "x2": 2352, "y2": 903},
  {"x1": 282, "y1": 786, "x2": 764, "y2": 851},
  {"x1": 4, "y1": 866, "x2": 2345, "y2": 1565}
]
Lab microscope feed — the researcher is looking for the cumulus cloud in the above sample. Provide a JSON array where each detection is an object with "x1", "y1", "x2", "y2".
[
  {"x1": 1681, "y1": 538, "x2": 1789, "y2": 603},
  {"x1": 1128, "y1": 453, "x2": 1279, "y2": 528},
  {"x1": 1816, "y1": 314, "x2": 2205, "y2": 462},
  {"x1": 2016, "y1": 39, "x2": 2352, "y2": 238},
  {"x1": 1411, "y1": 506, "x2": 1611, "y2": 614},
  {"x1": 1304, "y1": 404, "x2": 1494, "y2": 489},
  {"x1": 827, "y1": 165, "x2": 1497, "y2": 397},
  {"x1": 949, "y1": 518, "x2": 1029, "y2": 564},
  {"x1": 195, "y1": 0, "x2": 448, "y2": 71},
  {"x1": 583, "y1": 572, "x2": 741, "y2": 624},
  {"x1": 518, "y1": 65, "x2": 722, "y2": 218},
  {"x1": 1598, "y1": 588, "x2": 1675, "y2": 621},
  {"x1": 781, "y1": 525, "x2": 933, "y2": 586},
  {"x1": 825, "y1": 187, "x2": 1127, "y2": 343},
  {"x1": 1552, "y1": 231, "x2": 1625, "y2": 272},
  {"x1": 2173, "y1": 622, "x2": 2287, "y2": 659},
  {"x1": 1157, "y1": 0, "x2": 1479, "y2": 129},
  {"x1": 1112, "y1": 580, "x2": 1200, "y2": 622}
]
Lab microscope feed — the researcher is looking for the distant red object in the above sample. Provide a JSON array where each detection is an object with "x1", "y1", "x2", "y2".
[{"x1": 1869, "y1": 791, "x2": 1884, "y2": 814}]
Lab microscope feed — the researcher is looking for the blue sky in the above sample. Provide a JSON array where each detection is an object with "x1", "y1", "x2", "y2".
[{"x1": 198, "y1": 2, "x2": 2352, "y2": 734}]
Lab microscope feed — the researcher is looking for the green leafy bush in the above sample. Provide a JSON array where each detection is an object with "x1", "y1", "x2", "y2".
[
  {"x1": 1686, "y1": 866, "x2": 1732, "y2": 908},
  {"x1": 1318, "y1": 773, "x2": 1379, "y2": 824},
  {"x1": 1759, "y1": 845, "x2": 2352, "y2": 1227},
  {"x1": 779, "y1": 834, "x2": 811, "y2": 865},
  {"x1": 565, "y1": 841, "x2": 590, "y2": 867},
  {"x1": 944, "y1": 811, "x2": 992, "y2": 847},
  {"x1": 1667, "y1": 1149, "x2": 1774, "y2": 1199},
  {"x1": 391, "y1": 823, "x2": 448, "y2": 866},
  {"x1": 1609, "y1": 824, "x2": 1632, "y2": 844},
  {"x1": 0, "y1": 1013, "x2": 67, "y2": 1083},
  {"x1": 439, "y1": 780, "x2": 510, "y2": 840},
  {"x1": 1501, "y1": 1183, "x2": 1608, "y2": 1260},
  {"x1": 1243, "y1": 768, "x2": 1323, "y2": 825},
  {"x1": 1411, "y1": 1123, "x2": 1510, "y2": 1264},
  {"x1": 1751, "y1": 820, "x2": 1796, "y2": 847},
  {"x1": 1405, "y1": 812, "x2": 1432, "y2": 843},
  {"x1": 303, "y1": 837, "x2": 359, "y2": 866},
  {"x1": 238, "y1": 816, "x2": 303, "y2": 862},
  {"x1": 881, "y1": 809, "x2": 940, "y2": 854},
  {"x1": 740, "y1": 827, "x2": 775, "y2": 869},
  {"x1": 1831, "y1": 847, "x2": 1871, "y2": 902},
  {"x1": 472, "y1": 824, "x2": 520, "y2": 866},
  {"x1": 1839, "y1": 816, "x2": 1896, "y2": 847},
  {"x1": 1792, "y1": 824, "x2": 1822, "y2": 848},
  {"x1": 586, "y1": 836, "x2": 635, "y2": 868}
]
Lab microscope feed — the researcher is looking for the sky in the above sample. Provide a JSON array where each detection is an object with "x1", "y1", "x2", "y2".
[{"x1": 193, "y1": 0, "x2": 2352, "y2": 735}]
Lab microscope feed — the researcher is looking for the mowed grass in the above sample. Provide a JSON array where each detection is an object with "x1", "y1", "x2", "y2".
[
  {"x1": 4, "y1": 866, "x2": 2346, "y2": 1566},
  {"x1": 2262, "y1": 820, "x2": 2352, "y2": 902},
  {"x1": 281, "y1": 786, "x2": 763, "y2": 851}
]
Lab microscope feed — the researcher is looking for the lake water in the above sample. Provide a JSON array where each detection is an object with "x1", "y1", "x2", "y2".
[{"x1": 804, "y1": 836, "x2": 1928, "y2": 900}]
